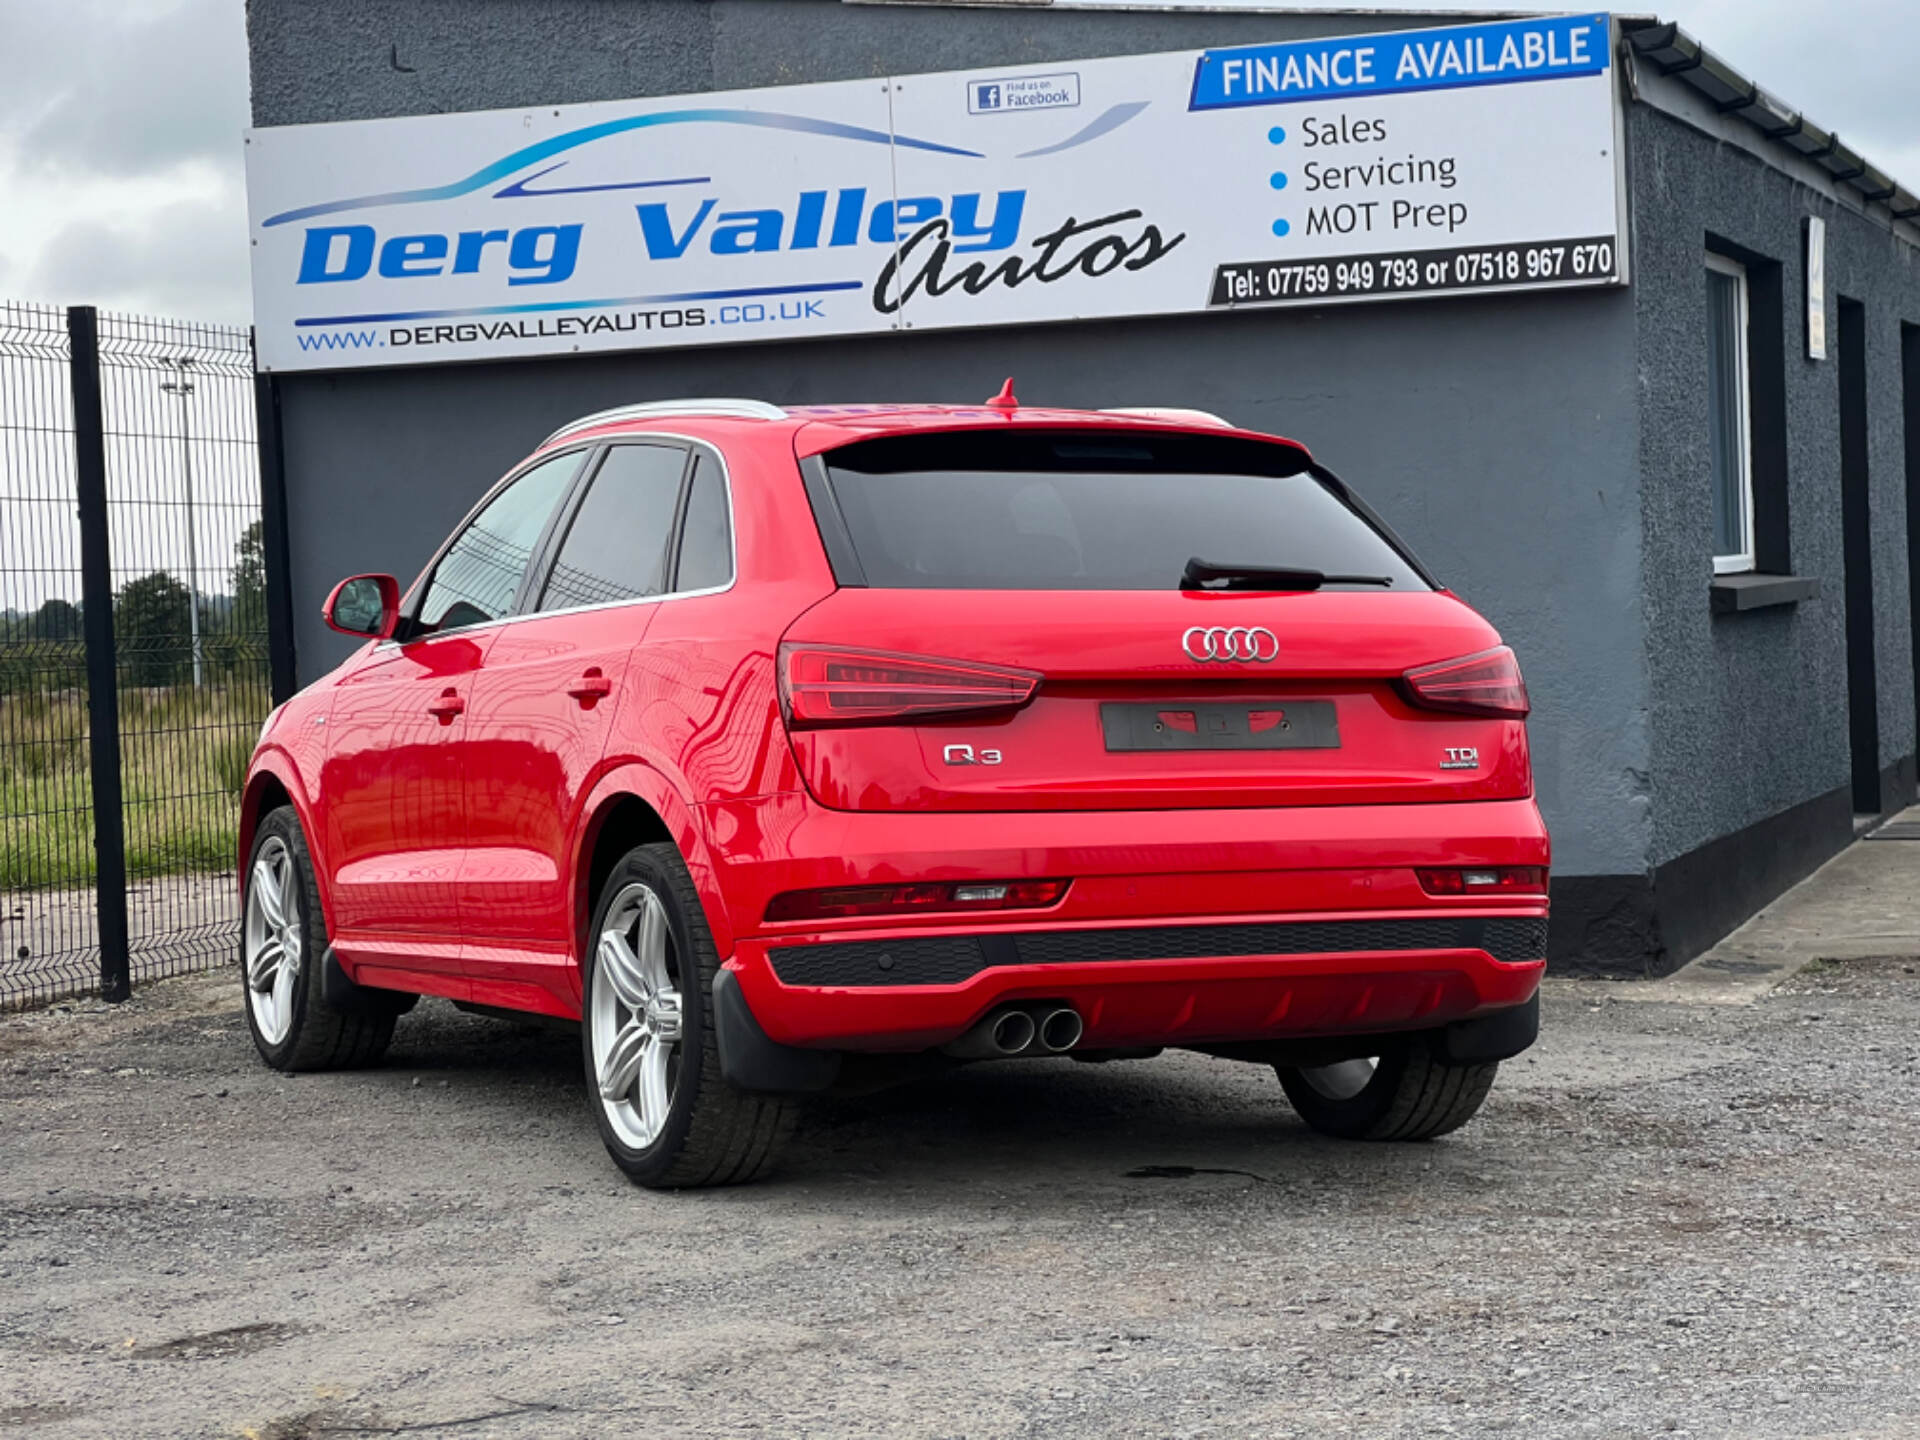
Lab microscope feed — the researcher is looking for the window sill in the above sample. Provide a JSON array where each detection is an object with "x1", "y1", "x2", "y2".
[{"x1": 1710, "y1": 573, "x2": 1820, "y2": 613}]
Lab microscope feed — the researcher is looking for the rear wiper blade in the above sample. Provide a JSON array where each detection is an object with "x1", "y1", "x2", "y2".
[{"x1": 1179, "y1": 558, "x2": 1395, "y2": 592}]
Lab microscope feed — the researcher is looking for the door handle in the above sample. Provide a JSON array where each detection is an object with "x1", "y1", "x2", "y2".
[
  {"x1": 427, "y1": 689, "x2": 464, "y2": 723},
  {"x1": 567, "y1": 668, "x2": 614, "y2": 708}
]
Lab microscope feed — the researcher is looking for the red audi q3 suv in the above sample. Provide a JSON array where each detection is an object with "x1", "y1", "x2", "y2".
[{"x1": 240, "y1": 393, "x2": 1548, "y2": 1188}]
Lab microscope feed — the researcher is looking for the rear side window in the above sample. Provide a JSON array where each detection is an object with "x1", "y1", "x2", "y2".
[
  {"x1": 818, "y1": 430, "x2": 1427, "y2": 592},
  {"x1": 539, "y1": 443, "x2": 687, "y2": 611},
  {"x1": 673, "y1": 453, "x2": 732, "y2": 593}
]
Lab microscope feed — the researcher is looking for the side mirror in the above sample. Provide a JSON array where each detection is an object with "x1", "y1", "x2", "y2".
[{"x1": 323, "y1": 574, "x2": 400, "y2": 640}]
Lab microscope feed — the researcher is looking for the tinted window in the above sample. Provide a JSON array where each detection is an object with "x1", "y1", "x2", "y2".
[
  {"x1": 821, "y1": 430, "x2": 1426, "y2": 592},
  {"x1": 674, "y1": 453, "x2": 732, "y2": 592},
  {"x1": 539, "y1": 443, "x2": 687, "y2": 612},
  {"x1": 416, "y1": 452, "x2": 580, "y2": 634}
]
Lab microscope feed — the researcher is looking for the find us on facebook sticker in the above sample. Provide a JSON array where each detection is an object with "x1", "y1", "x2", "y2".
[{"x1": 967, "y1": 73, "x2": 1081, "y2": 115}]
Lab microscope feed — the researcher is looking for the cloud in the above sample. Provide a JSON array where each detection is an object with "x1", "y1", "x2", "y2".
[
  {"x1": 24, "y1": 177, "x2": 251, "y2": 325},
  {"x1": 0, "y1": 0, "x2": 248, "y2": 181},
  {"x1": 0, "y1": 0, "x2": 248, "y2": 322},
  {"x1": 1669, "y1": 0, "x2": 1920, "y2": 186}
]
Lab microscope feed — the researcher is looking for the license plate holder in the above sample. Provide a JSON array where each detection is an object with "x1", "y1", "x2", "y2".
[{"x1": 1100, "y1": 700, "x2": 1340, "y2": 752}]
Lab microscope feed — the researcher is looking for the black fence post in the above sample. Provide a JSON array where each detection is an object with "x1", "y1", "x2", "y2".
[
  {"x1": 67, "y1": 306, "x2": 131, "y2": 1002},
  {"x1": 252, "y1": 358, "x2": 297, "y2": 703}
]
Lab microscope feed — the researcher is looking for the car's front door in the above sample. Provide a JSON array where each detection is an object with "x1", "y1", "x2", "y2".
[
  {"x1": 459, "y1": 441, "x2": 694, "y2": 1013},
  {"x1": 319, "y1": 449, "x2": 585, "y2": 986}
]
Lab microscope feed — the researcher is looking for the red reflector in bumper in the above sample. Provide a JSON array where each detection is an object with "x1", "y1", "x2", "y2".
[
  {"x1": 1415, "y1": 866, "x2": 1548, "y2": 897},
  {"x1": 765, "y1": 878, "x2": 1071, "y2": 924}
]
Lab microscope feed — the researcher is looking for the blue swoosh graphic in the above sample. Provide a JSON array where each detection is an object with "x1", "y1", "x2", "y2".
[
  {"x1": 493, "y1": 163, "x2": 712, "y2": 199},
  {"x1": 293, "y1": 279, "x2": 863, "y2": 327},
  {"x1": 1016, "y1": 101, "x2": 1150, "y2": 159},
  {"x1": 262, "y1": 109, "x2": 983, "y2": 227}
]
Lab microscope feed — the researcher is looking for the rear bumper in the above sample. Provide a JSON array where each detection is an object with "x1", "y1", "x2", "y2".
[
  {"x1": 711, "y1": 795, "x2": 1549, "y2": 1051},
  {"x1": 729, "y1": 919, "x2": 1544, "y2": 1051},
  {"x1": 708, "y1": 793, "x2": 1549, "y2": 930}
]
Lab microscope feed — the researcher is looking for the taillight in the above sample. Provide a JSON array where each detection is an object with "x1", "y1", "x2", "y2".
[
  {"x1": 1415, "y1": 866, "x2": 1548, "y2": 897},
  {"x1": 765, "y1": 878, "x2": 1070, "y2": 923},
  {"x1": 1402, "y1": 646, "x2": 1530, "y2": 718},
  {"x1": 779, "y1": 644, "x2": 1041, "y2": 727}
]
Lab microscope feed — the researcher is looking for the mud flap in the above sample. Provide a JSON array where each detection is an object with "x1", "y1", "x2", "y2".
[
  {"x1": 321, "y1": 947, "x2": 419, "y2": 1017},
  {"x1": 712, "y1": 967, "x2": 841, "y2": 1094},
  {"x1": 1438, "y1": 992, "x2": 1539, "y2": 1063}
]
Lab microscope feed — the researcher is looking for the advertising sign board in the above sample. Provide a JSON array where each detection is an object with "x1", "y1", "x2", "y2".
[{"x1": 245, "y1": 13, "x2": 1627, "y2": 371}]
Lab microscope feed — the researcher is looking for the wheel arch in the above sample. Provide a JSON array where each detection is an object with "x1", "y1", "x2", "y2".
[
  {"x1": 238, "y1": 752, "x2": 335, "y2": 931},
  {"x1": 573, "y1": 767, "x2": 735, "y2": 979}
]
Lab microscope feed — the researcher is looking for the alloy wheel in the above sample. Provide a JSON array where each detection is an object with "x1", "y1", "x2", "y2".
[
  {"x1": 244, "y1": 835, "x2": 302, "y2": 1045},
  {"x1": 590, "y1": 882, "x2": 684, "y2": 1149}
]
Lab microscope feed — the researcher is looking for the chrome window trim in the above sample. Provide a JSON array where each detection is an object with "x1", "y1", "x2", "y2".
[{"x1": 377, "y1": 431, "x2": 738, "y2": 651}]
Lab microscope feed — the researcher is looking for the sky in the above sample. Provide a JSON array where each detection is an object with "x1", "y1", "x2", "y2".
[{"x1": 0, "y1": 0, "x2": 1916, "y2": 326}]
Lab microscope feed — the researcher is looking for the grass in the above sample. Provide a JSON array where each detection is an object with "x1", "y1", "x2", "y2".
[{"x1": 0, "y1": 680, "x2": 271, "y2": 891}]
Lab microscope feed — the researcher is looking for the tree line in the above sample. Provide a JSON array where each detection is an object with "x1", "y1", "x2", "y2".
[{"x1": 0, "y1": 521, "x2": 268, "y2": 690}]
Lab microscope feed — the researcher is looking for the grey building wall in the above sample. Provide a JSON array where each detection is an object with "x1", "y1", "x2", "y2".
[
  {"x1": 1626, "y1": 76, "x2": 1920, "y2": 954},
  {"x1": 247, "y1": 0, "x2": 1483, "y2": 127},
  {"x1": 247, "y1": 1, "x2": 1920, "y2": 969},
  {"x1": 251, "y1": 0, "x2": 1650, "y2": 881},
  {"x1": 277, "y1": 291, "x2": 1646, "y2": 878}
]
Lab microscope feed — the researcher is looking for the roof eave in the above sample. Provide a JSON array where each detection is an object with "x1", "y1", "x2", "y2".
[{"x1": 1620, "y1": 18, "x2": 1920, "y2": 240}]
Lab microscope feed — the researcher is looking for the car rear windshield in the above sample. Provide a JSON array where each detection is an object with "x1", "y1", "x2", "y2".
[{"x1": 815, "y1": 429, "x2": 1430, "y2": 592}]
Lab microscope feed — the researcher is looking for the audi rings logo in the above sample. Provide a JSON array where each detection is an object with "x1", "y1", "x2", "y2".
[{"x1": 1182, "y1": 626, "x2": 1279, "y2": 662}]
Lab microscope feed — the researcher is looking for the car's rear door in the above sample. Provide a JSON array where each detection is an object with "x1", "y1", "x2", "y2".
[
  {"x1": 781, "y1": 425, "x2": 1530, "y2": 814},
  {"x1": 458, "y1": 440, "x2": 692, "y2": 1013}
]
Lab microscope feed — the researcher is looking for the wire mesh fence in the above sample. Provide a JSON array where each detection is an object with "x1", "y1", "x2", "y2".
[
  {"x1": 100, "y1": 313, "x2": 268, "y2": 983},
  {"x1": 0, "y1": 303, "x2": 93, "y2": 1001},
  {"x1": 0, "y1": 304, "x2": 267, "y2": 1009}
]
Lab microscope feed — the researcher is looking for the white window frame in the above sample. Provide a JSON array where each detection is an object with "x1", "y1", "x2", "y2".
[{"x1": 1706, "y1": 251, "x2": 1756, "y2": 575}]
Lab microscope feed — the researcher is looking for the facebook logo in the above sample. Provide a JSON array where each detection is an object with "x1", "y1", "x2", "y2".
[{"x1": 968, "y1": 73, "x2": 1079, "y2": 115}]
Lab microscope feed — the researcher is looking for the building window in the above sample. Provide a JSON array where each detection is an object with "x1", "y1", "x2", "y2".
[{"x1": 1707, "y1": 252, "x2": 1755, "y2": 573}]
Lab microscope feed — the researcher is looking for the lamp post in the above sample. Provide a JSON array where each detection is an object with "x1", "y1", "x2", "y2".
[{"x1": 159, "y1": 357, "x2": 202, "y2": 688}]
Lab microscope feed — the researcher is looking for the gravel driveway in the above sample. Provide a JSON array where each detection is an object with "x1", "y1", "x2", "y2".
[{"x1": 2, "y1": 960, "x2": 1918, "y2": 1439}]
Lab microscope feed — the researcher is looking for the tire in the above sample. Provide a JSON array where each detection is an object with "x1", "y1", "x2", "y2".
[
  {"x1": 1276, "y1": 1034, "x2": 1497, "y2": 1141},
  {"x1": 241, "y1": 806, "x2": 396, "y2": 1072},
  {"x1": 581, "y1": 842, "x2": 796, "y2": 1189}
]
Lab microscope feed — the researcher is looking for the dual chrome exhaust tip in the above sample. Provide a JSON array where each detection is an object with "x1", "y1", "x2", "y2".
[
  {"x1": 988, "y1": 1008, "x2": 1037, "y2": 1056},
  {"x1": 1037, "y1": 1006, "x2": 1084, "y2": 1053},
  {"x1": 944, "y1": 1003, "x2": 1084, "y2": 1060}
]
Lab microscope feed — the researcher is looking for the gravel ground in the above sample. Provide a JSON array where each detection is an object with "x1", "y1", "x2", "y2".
[{"x1": 2, "y1": 961, "x2": 1918, "y2": 1439}]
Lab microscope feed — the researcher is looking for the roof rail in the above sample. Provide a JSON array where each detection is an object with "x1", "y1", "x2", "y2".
[
  {"x1": 1101, "y1": 406, "x2": 1233, "y2": 428},
  {"x1": 542, "y1": 398, "x2": 788, "y2": 447}
]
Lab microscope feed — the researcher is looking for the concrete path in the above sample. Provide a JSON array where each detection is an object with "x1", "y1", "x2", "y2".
[
  {"x1": 1604, "y1": 803, "x2": 1920, "y2": 1005},
  {"x1": 0, "y1": 873, "x2": 237, "y2": 1008}
]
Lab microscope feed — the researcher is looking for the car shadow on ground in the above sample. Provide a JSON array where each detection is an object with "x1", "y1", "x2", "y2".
[{"x1": 369, "y1": 1000, "x2": 1507, "y2": 1207}]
